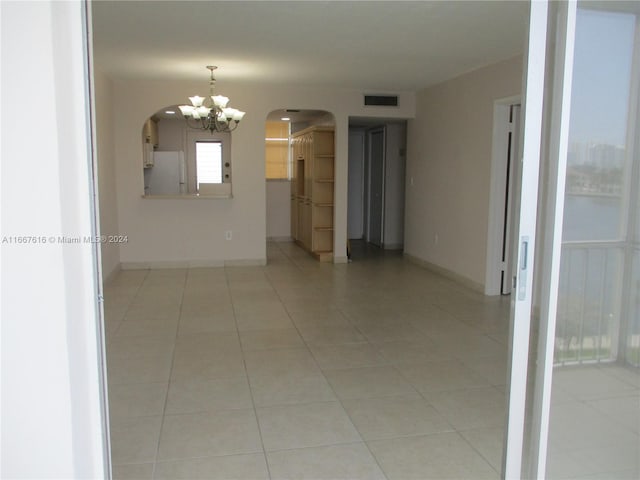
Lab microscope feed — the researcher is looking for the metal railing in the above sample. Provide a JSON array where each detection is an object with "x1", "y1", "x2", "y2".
[{"x1": 554, "y1": 241, "x2": 624, "y2": 366}]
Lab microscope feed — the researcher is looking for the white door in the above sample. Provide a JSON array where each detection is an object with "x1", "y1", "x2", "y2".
[{"x1": 367, "y1": 127, "x2": 385, "y2": 247}]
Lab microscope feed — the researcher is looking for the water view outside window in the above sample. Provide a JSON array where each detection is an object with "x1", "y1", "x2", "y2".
[
  {"x1": 546, "y1": 7, "x2": 639, "y2": 479},
  {"x1": 556, "y1": 8, "x2": 636, "y2": 365}
]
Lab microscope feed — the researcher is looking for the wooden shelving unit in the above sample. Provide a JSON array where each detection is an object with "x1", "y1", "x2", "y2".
[{"x1": 290, "y1": 126, "x2": 335, "y2": 262}]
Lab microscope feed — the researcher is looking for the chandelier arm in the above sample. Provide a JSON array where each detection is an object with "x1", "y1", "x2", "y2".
[{"x1": 184, "y1": 117, "x2": 203, "y2": 130}]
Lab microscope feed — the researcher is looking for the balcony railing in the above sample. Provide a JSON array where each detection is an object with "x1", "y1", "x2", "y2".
[{"x1": 555, "y1": 241, "x2": 622, "y2": 366}]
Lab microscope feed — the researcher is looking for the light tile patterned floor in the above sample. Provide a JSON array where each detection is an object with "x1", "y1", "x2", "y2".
[
  {"x1": 545, "y1": 364, "x2": 640, "y2": 479},
  {"x1": 104, "y1": 241, "x2": 514, "y2": 479}
]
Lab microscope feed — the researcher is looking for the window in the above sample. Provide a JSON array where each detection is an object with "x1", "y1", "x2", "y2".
[
  {"x1": 186, "y1": 130, "x2": 231, "y2": 196},
  {"x1": 196, "y1": 141, "x2": 222, "y2": 186},
  {"x1": 265, "y1": 121, "x2": 290, "y2": 179}
]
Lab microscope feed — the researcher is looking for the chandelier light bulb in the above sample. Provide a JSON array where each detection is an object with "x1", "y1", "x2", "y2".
[
  {"x1": 189, "y1": 96, "x2": 205, "y2": 107},
  {"x1": 222, "y1": 107, "x2": 238, "y2": 119},
  {"x1": 196, "y1": 106, "x2": 211, "y2": 117},
  {"x1": 179, "y1": 105, "x2": 194, "y2": 117},
  {"x1": 212, "y1": 95, "x2": 230, "y2": 108}
]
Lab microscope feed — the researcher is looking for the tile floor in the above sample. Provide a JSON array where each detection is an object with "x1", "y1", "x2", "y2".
[
  {"x1": 104, "y1": 241, "x2": 513, "y2": 479},
  {"x1": 545, "y1": 364, "x2": 640, "y2": 479}
]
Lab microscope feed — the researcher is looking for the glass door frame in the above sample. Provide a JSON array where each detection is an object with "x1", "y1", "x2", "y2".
[
  {"x1": 526, "y1": 1, "x2": 578, "y2": 477},
  {"x1": 505, "y1": 1, "x2": 640, "y2": 478},
  {"x1": 503, "y1": 1, "x2": 578, "y2": 478}
]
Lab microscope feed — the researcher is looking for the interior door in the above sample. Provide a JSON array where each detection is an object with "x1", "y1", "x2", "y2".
[{"x1": 367, "y1": 127, "x2": 385, "y2": 247}]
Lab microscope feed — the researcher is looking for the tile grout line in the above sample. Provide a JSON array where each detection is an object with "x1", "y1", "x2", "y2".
[
  {"x1": 227, "y1": 263, "x2": 274, "y2": 480},
  {"x1": 108, "y1": 268, "x2": 151, "y2": 339},
  {"x1": 266, "y1": 265, "x2": 392, "y2": 480},
  {"x1": 150, "y1": 268, "x2": 189, "y2": 479}
]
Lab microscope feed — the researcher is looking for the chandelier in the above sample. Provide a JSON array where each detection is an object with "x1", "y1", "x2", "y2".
[{"x1": 179, "y1": 66, "x2": 246, "y2": 133}]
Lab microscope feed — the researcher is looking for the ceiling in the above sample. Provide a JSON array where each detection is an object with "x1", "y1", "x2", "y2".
[{"x1": 91, "y1": 1, "x2": 529, "y2": 92}]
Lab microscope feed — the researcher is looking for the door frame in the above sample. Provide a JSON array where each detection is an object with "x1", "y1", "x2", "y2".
[
  {"x1": 486, "y1": 96, "x2": 522, "y2": 296},
  {"x1": 503, "y1": 1, "x2": 579, "y2": 478},
  {"x1": 502, "y1": 1, "x2": 551, "y2": 477}
]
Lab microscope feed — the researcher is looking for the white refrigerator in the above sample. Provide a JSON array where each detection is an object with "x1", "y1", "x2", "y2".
[{"x1": 145, "y1": 151, "x2": 186, "y2": 195}]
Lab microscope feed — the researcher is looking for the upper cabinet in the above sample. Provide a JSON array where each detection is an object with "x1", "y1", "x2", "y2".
[{"x1": 142, "y1": 118, "x2": 159, "y2": 147}]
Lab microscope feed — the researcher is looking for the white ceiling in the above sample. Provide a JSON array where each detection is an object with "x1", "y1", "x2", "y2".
[{"x1": 91, "y1": 1, "x2": 528, "y2": 92}]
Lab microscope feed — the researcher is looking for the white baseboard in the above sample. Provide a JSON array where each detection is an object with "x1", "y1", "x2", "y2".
[
  {"x1": 102, "y1": 263, "x2": 121, "y2": 284},
  {"x1": 403, "y1": 253, "x2": 485, "y2": 294},
  {"x1": 121, "y1": 258, "x2": 266, "y2": 270},
  {"x1": 224, "y1": 258, "x2": 267, "y2": 267},
  {"x1": 267, "y1": 236, "x2": 293, "y2": 243}
]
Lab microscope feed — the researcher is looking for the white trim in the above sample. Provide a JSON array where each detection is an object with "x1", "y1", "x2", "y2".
[
  {"x1": 266, "y1": 236, "x2": 294, "y2": 242},
  {"x1": 503, "y1": 1, "x2": 549, "y2": 478},
  {"x1": 101, "y1": 262, "x2": 122, "y2": 285},
  {"x1": 404, "y1": 253, "x2": 485, "y2": 293},
  {"x1": 529, "y1": 3, "x2": 577, "y2": 477},
  {"x1": 224, "y1": 258, "x2": 268, "y2": 267},
  {"x1": 120, "y1": 258, "x2": 267, "y2": 269},
  {"x1": 486, "y1": 96, "x2": 521, "y2": 296}
]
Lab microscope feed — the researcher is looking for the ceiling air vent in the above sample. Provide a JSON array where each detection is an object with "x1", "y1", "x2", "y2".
[{"x1": 364, "y1": 95, "x2": 398, "y2": 107}]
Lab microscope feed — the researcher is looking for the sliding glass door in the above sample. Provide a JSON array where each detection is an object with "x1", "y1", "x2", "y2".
[{"x1": 505, "y1": 1, "x2": 639, "y2": 478}]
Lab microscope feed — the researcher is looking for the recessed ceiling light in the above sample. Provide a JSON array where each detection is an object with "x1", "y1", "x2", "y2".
[
  {"x1": 165, "y1": 110, "x2": 176, "y2": 115},
  {"x1": 281, "y1": 117, "x2": 290, "y2": 121}
]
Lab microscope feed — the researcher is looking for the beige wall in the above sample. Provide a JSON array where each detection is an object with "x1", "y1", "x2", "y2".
[
  {"x1": 405, "y1": 56, "x2": 523, "y2": 288},
  {"x1": 266, "y1": 180, "x2": 292, "y2": 240},
  {"x1": 93, "y1": 71, "x2": 120, "y2": 280},
  {"x1": 104, "y1": 78, "x2": 415, "y2": 267}
]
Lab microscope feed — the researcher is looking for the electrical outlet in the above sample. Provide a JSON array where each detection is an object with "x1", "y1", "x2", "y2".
[{"x1": 225, "y1": 231, "x2": 232, "y2": 240}]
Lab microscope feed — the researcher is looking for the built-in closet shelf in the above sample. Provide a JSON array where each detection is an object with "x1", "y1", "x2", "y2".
[{"x1": 290, "y1": 126, "x2": 335, "y2": 262}]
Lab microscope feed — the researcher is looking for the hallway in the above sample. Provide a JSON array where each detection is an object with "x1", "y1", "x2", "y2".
[{"x1": 105, "y1": 241, "x2": 510, "y2": 479}]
